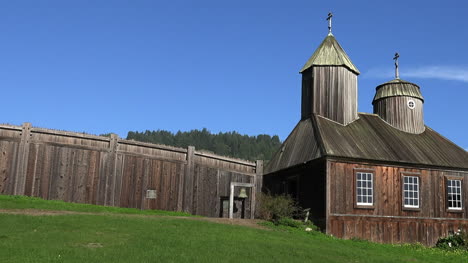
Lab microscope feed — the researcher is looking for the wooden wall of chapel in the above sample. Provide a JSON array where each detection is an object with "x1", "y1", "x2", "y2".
[{"x1": 326, "y1": 160, "x2": 468, "y2": 246}]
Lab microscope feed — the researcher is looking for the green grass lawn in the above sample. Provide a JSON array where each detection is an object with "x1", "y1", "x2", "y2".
[{"x1": 0, "y1": 195, "x2": 467, "y2": 262}]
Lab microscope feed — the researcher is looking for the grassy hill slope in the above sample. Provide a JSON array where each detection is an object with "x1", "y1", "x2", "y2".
[{"x1": 0, "y1": 195, "x2": 467, "y2": 262}]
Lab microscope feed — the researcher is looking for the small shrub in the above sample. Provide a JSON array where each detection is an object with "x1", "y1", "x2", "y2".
[
  {"x1": 257, "y1": 192, "x2": 299, "y2": 222},
  {"x1": 436, "y1": 229, "x2": 468, "y2": 251}
]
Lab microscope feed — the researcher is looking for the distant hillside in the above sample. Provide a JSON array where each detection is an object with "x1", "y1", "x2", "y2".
[{"x1": 126, "y1": 128, "x2": 282, "y2": 161}]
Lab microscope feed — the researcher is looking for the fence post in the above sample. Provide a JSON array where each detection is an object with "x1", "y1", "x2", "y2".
[
  {"x1": 182, "y1": 146, "x2": 195, "y2": 213},
  {"x1": 252, "y1": 160, "x2": 264, "y2": 219},
  {"x1": 14, "y1": 122, "x2": 32, "y2": 195},
  {"x1": 107, "y1": 133, "x2": 119, "y2": 206}
]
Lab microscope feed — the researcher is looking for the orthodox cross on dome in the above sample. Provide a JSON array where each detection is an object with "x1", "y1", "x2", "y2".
[
  {"x1": 394, "y1": 52, "x2": 400, "y2": 79},
  {"x1": 327, "y1": 12, "x2": 333, "y2": 35}
]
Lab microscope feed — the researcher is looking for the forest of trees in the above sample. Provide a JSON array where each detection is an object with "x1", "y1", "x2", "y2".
[{"x1": 126, "y1": 128, "x2": 282, "y2": 161}]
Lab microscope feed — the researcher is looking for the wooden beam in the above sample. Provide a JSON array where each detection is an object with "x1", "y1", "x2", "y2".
[
  {"x1": 14, "y1": 122, "x2": 32, "y2": 195},
  {"x1": 194, "y1": 151, "x2": 256, "y2": 167},
  {"x1": 229, "y1": 184, "x2": 234, "y2": 219},
  {"x1": 251, "y1": 160, "x2": 263, "y2": 219}
]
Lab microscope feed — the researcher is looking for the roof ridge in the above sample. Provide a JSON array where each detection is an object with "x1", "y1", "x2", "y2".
[
  {"x1": 315, "y1": 113, "x2": 468, "y2": 169},
  {"x1": 311, "y1": 114, "x2": 327, "y2": 156},
  {"x1": 358, "y1": 112, "x2": 378, "y2": 116},
  {"x1": 424, "y1": 126, "x2": 468, "y2": 154}
]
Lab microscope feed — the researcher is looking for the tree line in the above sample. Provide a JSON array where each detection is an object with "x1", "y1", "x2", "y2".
[{"x1": 126, "y1": 128, "x2": 282, "y2": 161}]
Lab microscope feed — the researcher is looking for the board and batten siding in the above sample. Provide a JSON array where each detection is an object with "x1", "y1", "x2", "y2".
[
  {"x1": 374, "y1": 96, "x2": 425, "y2": 134},
  {"x1": 326, "y1": 160, "x2": 468, "y2": 246},
  {"x1": 301, "y1": 66, "x2": 358, "y2": 125},
  {"x1": 0, "y1": 123, "x2": 261, "y2": 218}
]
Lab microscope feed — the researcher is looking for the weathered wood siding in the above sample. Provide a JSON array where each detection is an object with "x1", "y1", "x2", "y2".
[
  {"x1": 327, "y1": 159, "x2": 468, "y2": 245},
  {"x1": 374, "y1": 96, "x2": 424, "y2": 134},
  {"x1": 301, "y1": 66, "x2": 358, "y2": 125},
  {"x1": 0, "y1": 123, "x2": 260, "y2": 218}
]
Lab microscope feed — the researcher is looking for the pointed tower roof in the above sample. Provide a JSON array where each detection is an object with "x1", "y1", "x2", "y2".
[{"x1": 300, "y1": 34, "x2": 360, "y2": 75}]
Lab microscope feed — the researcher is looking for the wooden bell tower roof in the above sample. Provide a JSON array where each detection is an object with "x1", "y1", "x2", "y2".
[
  {"x1": 300, "y1": 34, "x2": 360, "y2": 75},
  {"x1": 373, "y1": 79, "x2": 424, "y2": 104}
]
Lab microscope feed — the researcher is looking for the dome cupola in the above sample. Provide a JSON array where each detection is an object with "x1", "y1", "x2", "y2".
[{"x1": 373, "y1": 53, "x2": 425, "y2": 133}]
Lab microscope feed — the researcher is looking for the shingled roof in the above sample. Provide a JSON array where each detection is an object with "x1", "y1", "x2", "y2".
[
  {"x1": 265, "y1": 113, "x2": 468, "y2": 174},
  {"x1": 373, "y1": 79, "x2": 424, "y2": 103},
  {"x1": 300, "y1": 34, "x2": 360, "y2": 75}
]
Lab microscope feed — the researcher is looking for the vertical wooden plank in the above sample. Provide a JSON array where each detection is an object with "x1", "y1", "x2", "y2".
[
  {"x1": 4, "y1": 142, "x2": 18, "y2": 195},
  {"x1": 435, "y1": 170, "x2": 443, "y2": 218},
  {"x1": 96, "y1": 152, "x2": 109, "y2": 205},
  {"x1": 325, "y1": 160, "x2": 332, "y2": 235},
  {"x1": 14, "y1": 123, "x2": 31, "y2": 195},
  {"x1": 158, "y1": 160, "x2": 166, "y2": 210},
  {"x1": 113, "y1": 154, "x2": 124, "y2": 207},
  {"x1": 119, "y1": 155, "x2": 131, "y2": 208},
  {"x1": 196, "y1": 165, "x2": 206, "y2": 215},
  {"x1": 215, "y1": 170, "x2": 220, "y2": 217},
  {"x1": 57, "y1": 148, "x2": 71, "y2": 201},
  {"x1": 87, "y1": 151, "x2": 100, "y2": 204},
  {"x1": 31, "y1": 144, "x2": 44, "y2": 197},
  {"x1": 133, "y1": 157, "x2": 144, "y2": 209},
  {"x1": 208, "y1": 167, "x2": 218, "y2": 217},
  {"x1": 0, "y1": 142, "x2": 14, "y2": 193},
  {"x1": 0, "y1": 142, "x2": 7, "y2": 193},
  {"x1": 252, "y1": 160, "x2": 263, "y2": 219},
  {"x1": 107, "y1": 134, "x2": 118, "y2": 206},
  {"x1": 176, "y1": 163, "x2": 185, "y2": 212},
  {"x1": 183, "y1": 146, "x2": 195, "y2": 213},
  {"x1": 192, "y1": 164, "x2": 200, "y2": 215},
  {"x1": 169, "y1": 162, "x2": 177, "y2": 211},
  {"x1": 39, "y1": 145, "x2": 51, "y2": 200},
  {"x1": 153, "y1": 160, "x2": 162, "y2": 210},
  {"x1": 126, "y1": 156, "x2": 137, "y2": 208},
  {"x1": 73, "y1": 150, "x2": 88, "y2": 204},
  {"x1": 140, "y1": 158, "x2": 150, "y2": 210},
  {"x1": 421, "y1": 170, "x2": 431, "y2": 218},
  {"x1": 24, "y1": 145, "x2": 38, "y2": 196},
  {"x1": 48, "y1": 146, "x2": 61, "y2": 200},
  {"x1": 65, "y1": 149, "x2": 77, "y2": 203}
]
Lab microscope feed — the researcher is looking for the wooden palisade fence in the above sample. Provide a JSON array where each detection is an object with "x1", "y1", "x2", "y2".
[{"x1": 0, "y1": 123, "x2": 263, "y2": 218}]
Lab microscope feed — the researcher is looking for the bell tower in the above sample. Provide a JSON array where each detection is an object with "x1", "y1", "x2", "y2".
[{"x1": 300, "y1": 13, "x2": 360, "y2": 125}]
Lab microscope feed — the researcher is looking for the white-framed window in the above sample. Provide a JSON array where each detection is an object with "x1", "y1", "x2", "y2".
[
  {"x1": 356, "y1": 172, "x2": 373, "y2": 206},
  {"x1": 447, "y1": 179, "x2": 462, "y2": 210},
  {"x1": 403, "y1": 176, "x2": 419, "y2": 208},
  {"x1": 407, "y1": 99, "x2": 416, "y2": 109}
]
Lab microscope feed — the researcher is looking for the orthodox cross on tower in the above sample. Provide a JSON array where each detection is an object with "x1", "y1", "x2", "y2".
[
  {"x1": 327, "y1": 12, "x2": 333, "y2": 35},
  {"x1": 394, "y1": 52, "x2": 400, "y2": 79}
]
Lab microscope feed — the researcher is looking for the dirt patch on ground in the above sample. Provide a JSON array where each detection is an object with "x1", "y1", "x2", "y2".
[
  {"x1": 0, "y1": 209, "x2": 268, "y2": 230},
  {"x1": 0, "y1": 209, "x2": 89, "y2": 216}
]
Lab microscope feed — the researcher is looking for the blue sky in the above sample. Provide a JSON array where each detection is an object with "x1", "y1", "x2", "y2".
[{"x1": 0, "y1": 0, "x2": 467, "y2": 150}]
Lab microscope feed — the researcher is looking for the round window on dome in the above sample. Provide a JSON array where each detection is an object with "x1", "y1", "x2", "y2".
[{"x1": 407, "y1": 99, "x2": 416, "y2": 109}]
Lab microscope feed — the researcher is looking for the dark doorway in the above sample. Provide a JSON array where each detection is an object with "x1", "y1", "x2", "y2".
[{"x1": 286, "y1": 176, "x2": 299, "y2": 201}]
